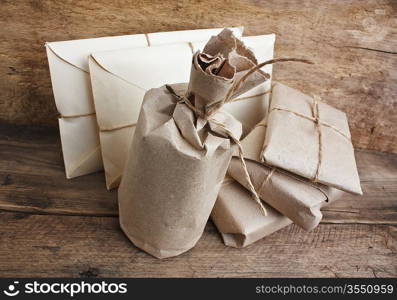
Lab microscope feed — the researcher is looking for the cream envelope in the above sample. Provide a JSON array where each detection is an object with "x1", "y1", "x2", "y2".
[
  {"x1": 45, "y1": 27, "x2": 243, "y2": 179},
  {"x1": 89, "y1": 34, "x2": 275, "y2": 189}
]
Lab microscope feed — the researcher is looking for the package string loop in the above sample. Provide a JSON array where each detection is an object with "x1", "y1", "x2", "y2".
[{"x1": 262, "y1": 96, "x2": 351, "y2": 183}]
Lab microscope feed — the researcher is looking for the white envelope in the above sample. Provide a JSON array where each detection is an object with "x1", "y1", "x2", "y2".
[
  {"x1": 45, "y1": 27, "x2": 243, "y2": 179},
  {"x1": 89, "y1": 34, "x2": 275, "y2": 189}
]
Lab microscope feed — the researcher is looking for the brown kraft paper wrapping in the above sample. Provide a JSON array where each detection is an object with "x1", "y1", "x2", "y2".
[
  {"x1": 262, "y1": 82, "x2": 362, "y2": 195},
  {"x1": 227, "y1": 114, "x2": 344, "y2": 232},
  {"x1": 212, "y1": 177, "x2": 292, "y2": 248},
  {"x1": 118, "y1": 29, "x2": 268, "y2": 258}
]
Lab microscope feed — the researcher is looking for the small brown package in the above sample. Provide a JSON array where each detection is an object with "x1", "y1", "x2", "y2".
[
  {"x1": 212, "y1": 177, "x2": 292, "y2": 248},
  {"x1": 227, "y1": 113, "x2": 344, "y2": 232},
  {"x1": 262, "y1": 83, "x2": 362, "y2": 195},
  {"x1": 118, "y1": 29, "x2": 268, "y2": 258}
]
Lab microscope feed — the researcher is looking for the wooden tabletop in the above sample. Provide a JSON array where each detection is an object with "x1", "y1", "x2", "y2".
[{"x1": 0, "y1": 122, "x2": 396, "y2": 277}]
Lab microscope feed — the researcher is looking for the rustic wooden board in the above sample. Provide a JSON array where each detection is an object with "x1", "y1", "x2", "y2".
[
  {"x1": 0, "y1": 123, "x2": 118, "y2": 216},
  {"x1": 0, "y1": 0, "x2": 396, "y2": 153},
  {"x1": 0, "y1": 211, "x2": 395, "y2": 278},
  {"x1": 1, "y1": 123, "x2": 396, "y2": 225},
  {"x1": 322, "y1": 149, "x2": 397, "y2": 225}
]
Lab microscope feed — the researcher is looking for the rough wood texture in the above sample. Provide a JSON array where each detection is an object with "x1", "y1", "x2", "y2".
[
  {"x1": 0, "y1": 123, "x2": 118, "y2": 217},
  {"x1": 0, "y1": 124, "x2": 396, "y2": 277},
  {"x1": 0, "y1": 212, "x2": 396, "y2": 278},
  {"x1": 0, "y1": 0, "x2": 396, "y2": 153},
  {"x1": 322, "y1": 149, "x2": 397, "y2": 225}
]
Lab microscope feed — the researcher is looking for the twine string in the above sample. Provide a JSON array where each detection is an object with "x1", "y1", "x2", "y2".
[
  {"x1": 206, "y1": 58, "x2": 313, "y2": 116},
  {"x1": 312, "y1": 97, "x2": 321, "y2": 182},
  {"x1": 60, "y1": 112, "x2": 96, "y2": 118},
  {"x1": 100, "y1": 122, "x2": 137, "y2": 132},
  {"x1": 210, "y1": 118, "x2": 268, "y2": 215},
  {"x1": 258, "y1": 167, "x2": 276, "y2": 194},
  {"x1": 144, "y1": 33, "x2": 151, "y2": 47},
  {"x1": 263, "y1": 95, "x2": 351, "y2": 182},
  {"x1": 255, "y1": 162, "x2": 331, "y2": 202}
]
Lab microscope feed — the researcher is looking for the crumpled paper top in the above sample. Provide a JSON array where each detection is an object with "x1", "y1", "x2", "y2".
[{"x1": 187, "y1": 29, "x2": 269, "y2": 116}]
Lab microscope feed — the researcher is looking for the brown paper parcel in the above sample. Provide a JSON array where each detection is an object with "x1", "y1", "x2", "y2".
[
  {"x1": 212, "y1": 177, "x2": 292, "y2": 248},
  {"x1": 262, "y1": 83, "x2": 362, "y2": 195},
  {"x1": 118, "y1": 29, "x2": 268, "y2": 258},
  {"x1": 227, "y1": 115, "x2": 344, "y2": 231}
]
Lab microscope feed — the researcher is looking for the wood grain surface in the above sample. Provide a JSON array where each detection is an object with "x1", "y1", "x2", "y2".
[
  {"x1": 0, "y1": 212, "x2": 396, "y2": 278},
  {"x1": 0, "y1": 123, "x2": 396, "y2": 277},
  {"x1": 0, "y1": 0, "x2": 396, "y2": 153}
]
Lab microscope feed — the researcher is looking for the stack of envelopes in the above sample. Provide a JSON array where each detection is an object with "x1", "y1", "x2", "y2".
[{"x1": 46, "y1": 27, "x2": 361, "y2": 252}]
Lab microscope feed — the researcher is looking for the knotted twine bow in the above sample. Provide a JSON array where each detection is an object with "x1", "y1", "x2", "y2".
[
  {"x1": 167, "y1": 57, "x2": 313, "y2": 215},
  {"x1": 243, "y1": 116, "x2": 331, "y2": 203},
  {"x1": 261, "y1": 91, "x2": 351, "y2": 183},
  {"x1": 234, "y1": 80, "x2": 350, "y2": 202}
]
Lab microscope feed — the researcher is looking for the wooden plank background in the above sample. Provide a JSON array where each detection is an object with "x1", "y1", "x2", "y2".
[
  {"x1": 1, "y1": 213, "x2": 395, "y2": 277},
  {"x1": 0, "y1": 0, "x2": 396, "y2": 153}
]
